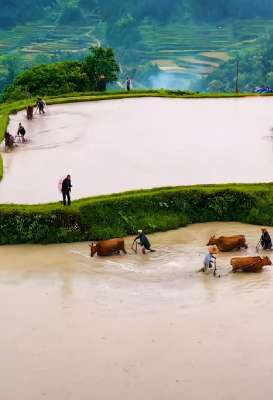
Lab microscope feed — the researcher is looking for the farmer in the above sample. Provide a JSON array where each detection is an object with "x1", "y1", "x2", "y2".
[
  {"x1": 200, "y1": 246, "x2": 218, "y2": 274},
  {"x1": 61, "y1": 175, "x2": 72, "y2": 206},
  {"x1": 26, "y1": 105, "x2": 34, "y2": 120},
  {"x1": 17, "y1": 123, "x2": 26, "y2": 142},
  {"x1": 36, "y1": 98, "x2": 46, "y2": 114},
  {"x1": 132, "y1": 230, "x2": 155, "y2": 254},
  {"x1": 126, "y1": 77, "x2": 132, "y2": 91},
  {"x1": 4, "y1": 131, "x2": 15, "y2": 151},
  {"x1": 260, "y1": 228, "x2": 272, "y2": 250}
]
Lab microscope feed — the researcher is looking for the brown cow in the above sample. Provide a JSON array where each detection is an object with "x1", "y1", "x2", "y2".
[
  {"x1": 207, "y1": 235, "x2": 248, "y2": 252},
  {"x1": 89, "y1": 239, "x2": 127, "y2": 257},
  {"x1": 231, "y1": 256, "x2": 272, "y2": 273}
]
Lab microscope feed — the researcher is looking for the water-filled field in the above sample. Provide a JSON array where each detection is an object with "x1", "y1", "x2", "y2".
[
  {"x1": 1, "y1": 222, "x2": 273, "y2": 400},
  {"x1": 1, "y1": 97, "x2": 273, "y2": 204}
]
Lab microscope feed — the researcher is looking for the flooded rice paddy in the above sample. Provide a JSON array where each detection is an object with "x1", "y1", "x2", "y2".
[
  {"x1": 1, "y1": 222, "x2": 273, "y2": 399},
  {"x1": 1, "y1": 97, "x2": 273, "y2": 203}
]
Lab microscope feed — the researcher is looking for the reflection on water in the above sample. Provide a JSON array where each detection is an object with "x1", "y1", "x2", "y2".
[
  {"x1": 2, "y1": 97, "x2": 273, "y2": 203},
  {"x1": 1, "y1": 222, "x2": 273, "y2": 400}
]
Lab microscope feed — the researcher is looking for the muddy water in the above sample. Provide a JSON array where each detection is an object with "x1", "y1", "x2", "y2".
[
  {"x1": 1, "y1": 222, "x2": 273, "y2": 400},
  {"x1": 1, "y1": 97, "x2": 273, "y2": 203}
]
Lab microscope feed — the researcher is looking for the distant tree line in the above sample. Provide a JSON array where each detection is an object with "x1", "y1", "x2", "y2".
[
  {"x1": 79, "y1": 0, "x2": 273, "y2": 22},
  {"x1": 0, "y1": 0, "x2": 56, "y2": 28},
  {"x1": 2, "y1": 0, "x2": 273, "y2": 29}
]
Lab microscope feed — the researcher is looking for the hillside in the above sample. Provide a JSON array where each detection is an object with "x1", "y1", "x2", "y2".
[{"x1": 1, "y1": 0, "x2": 273, "y2": 91}]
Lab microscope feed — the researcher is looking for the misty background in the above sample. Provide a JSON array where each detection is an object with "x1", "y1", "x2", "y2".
[{"x1": 1, "y1": 0, "x2": 273, "y2": 92}]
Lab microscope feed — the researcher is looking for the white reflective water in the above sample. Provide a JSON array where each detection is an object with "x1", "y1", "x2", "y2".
[
  {"x1": 1, "y1": 222, "x2": 273, "y2": 400},
  {"x1": 1, "y1": 97, "x2": 273, "y2": 203}
]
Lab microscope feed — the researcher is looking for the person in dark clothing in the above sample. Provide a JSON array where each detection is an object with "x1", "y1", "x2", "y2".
[
  {"x1": 126, "y1": 77, "x2": 132, "y2": 91},
  {"x1": 36, "y1": 98, "x2": 45, "y2": 114},
  {"x1": 132, "y1": 230, "x2": 155, "y2": 254},
  {"x1": 97, "y1": 75, "x2": 107, "y2": 91},
  {"x1": 17, "y1": 123, "x2": 26, "y2": 142},
  {"x1": 61, "y1": 175, "x2": 72, "y2": 206},
  {"x1": 260, "y1": 228, "x2": 272, "y2": 250},
  {"x1": 26, "y1": 105, "x2": 34, "y2": 120},
  {"x1": 4, "y1": 131, "x2": 14, "y2": 151}
]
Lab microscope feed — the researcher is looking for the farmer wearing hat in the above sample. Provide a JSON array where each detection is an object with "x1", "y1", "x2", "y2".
[
  {"x1": 132, "y1": 230, "x2": 155, "y2": 254},
  {"x1": 199, "y1": 245, "x2": 218, "y2": 274}
]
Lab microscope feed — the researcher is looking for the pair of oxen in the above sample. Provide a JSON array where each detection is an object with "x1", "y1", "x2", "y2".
[{"x1": 207, "y1": 235, "x2": 272, "y2": 273}]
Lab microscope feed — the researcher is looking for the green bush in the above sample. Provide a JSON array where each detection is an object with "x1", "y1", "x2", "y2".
[{"x1": 0, "y1": 184, "x2": 271, "y2": 245}]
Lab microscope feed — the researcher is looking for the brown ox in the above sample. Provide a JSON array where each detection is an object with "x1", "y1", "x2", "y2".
[
  {"x1": 231, "y1": 256, "x2": 272, "y2": 273},
  {"x1": 207, "y1": 235, "x2": 248, "y2": 252},
  {"x1": 89, "y1": 239, "x2": 127, "y2": 257}
]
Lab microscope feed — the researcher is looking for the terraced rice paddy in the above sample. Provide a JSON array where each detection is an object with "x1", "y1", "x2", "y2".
[
  {"x1": 2, "y1": 221, "x2": 273, "y2": 399},
  {"x1": 2, "y1": 96, "x2": 273, "y2": 204},
  {"x1": 140, "y1": 19, "x2": 273, "y2": 80},
  {"x1": 0, "y1": 13, "x2": 105, "y2": 63}
]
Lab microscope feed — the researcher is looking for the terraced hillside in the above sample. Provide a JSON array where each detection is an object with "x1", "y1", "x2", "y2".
[
  {"x1": 1, "y1": 16, "x2": 273, "y2": 87},
  {"x1": 138, "y1": 19, "x2": 273, "y2": 81},
  {"x1": 0, "y1": 13, "x2": 105, "y2": 60}
]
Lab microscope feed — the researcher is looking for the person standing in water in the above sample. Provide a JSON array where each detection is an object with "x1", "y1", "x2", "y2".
[
  {"x1": 61, "y1": 175, "x2": 72, "y2": 206},
  {"x1": 200, "y1": 246, "x2": 218, "y2": 275},
  {"x1": 36, "y1": 98, "x2": 46, "y2": 114},
  {"x1": 260, "y1": 228, "x2": 272, "y2": 250},
  {"x1": 17, "y1": 123, "x2": 26, "y2": 142},
  {"x1": 132, "y1": 230, "x2": 155, "y2": 254}
]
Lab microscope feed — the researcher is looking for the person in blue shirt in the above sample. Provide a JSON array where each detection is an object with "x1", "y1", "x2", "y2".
[
  {"x1": 200, "y1": 246, "x2": 218, "y2": 275},
  {"x1": 132, "y1": 230, "x2": 155, "y2": 254}
]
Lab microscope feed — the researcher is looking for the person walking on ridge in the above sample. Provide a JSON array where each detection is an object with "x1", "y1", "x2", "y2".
[
  {"x1": 126, "y1": 77, "x2": 132, "y2": 91},
  {"x1": 61, "y1": 175, "x2": 72, "y2": 206}
]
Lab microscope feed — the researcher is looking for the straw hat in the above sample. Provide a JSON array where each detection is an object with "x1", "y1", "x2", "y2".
[
  {"x1": 208, "y1": 245, "x2": 218, "y2": 254},
  {"x1": 138, "y1": 229, "x2": 143, "y2": 234}
]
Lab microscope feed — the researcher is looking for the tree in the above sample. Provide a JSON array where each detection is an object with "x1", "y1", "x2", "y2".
[
  {"x1": 3, "y1": 61, "x2": 90, "y2": 100},
  {"x1": 82, "y1": 47, "x2": 119, "y2": 91}
]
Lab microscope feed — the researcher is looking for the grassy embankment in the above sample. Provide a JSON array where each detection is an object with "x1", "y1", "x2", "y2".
[
  {"x1": 0, "y1": 183, "x2": 273, "y2": 244},
  {"x1": 0, "y1": 90, "x2": 271, "y2": 244}
]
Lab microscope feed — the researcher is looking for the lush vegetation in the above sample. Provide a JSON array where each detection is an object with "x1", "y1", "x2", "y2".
[
  {"x1": 204, "y1": 30, "x2": 273, "y2": 92},
  {"x1": 1, "y1": 1, "x2": 273, "y2": 93},
  {"x1": 0, "y1": 0, "x2": 56, "y2": 28},
  {"x1": 3, "y1": 0, "x2": 273, "y2": 30},
  {"x1": 3, "y1": 47, "x2": 119, "y2": 100},
  {"x1": 0, "y1": 183, "x2": 272, "y2": 244},
  {"x1": 79, "y1": 0, "x2": 273, "y2": 24}
]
